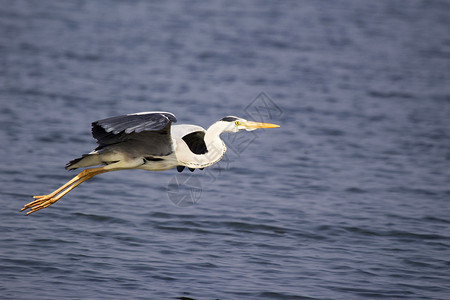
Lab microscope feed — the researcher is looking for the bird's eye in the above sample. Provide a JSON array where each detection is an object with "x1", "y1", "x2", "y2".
[{"x1": 235, "y1": 121, "x2": 240, "y2": 126}]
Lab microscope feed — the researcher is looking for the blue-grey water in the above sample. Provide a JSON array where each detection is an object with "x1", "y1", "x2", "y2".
[{"x1": 1, "y1": 1, "x2": 450, "y2": 299}]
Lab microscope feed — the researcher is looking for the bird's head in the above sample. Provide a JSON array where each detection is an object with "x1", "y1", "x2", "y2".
[{"x1": 219, "y1": 116, "x2": 279, "y2": 133}]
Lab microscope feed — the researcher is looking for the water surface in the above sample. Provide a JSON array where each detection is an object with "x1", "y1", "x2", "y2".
[{"x1": 1, "y1": 1, "x2": 449, "y2": 299}]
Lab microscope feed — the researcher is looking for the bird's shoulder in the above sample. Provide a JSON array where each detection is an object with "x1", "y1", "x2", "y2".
[
  {"x1": 171, "y1": 124, "x2": 208, "y2": 155},
  {"x1": 170, "y1": 124, "x2": 205, "y2": 138}
]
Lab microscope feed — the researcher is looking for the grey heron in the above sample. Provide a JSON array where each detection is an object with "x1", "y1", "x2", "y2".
[{"x1": 21, "y1": 112, "x2": 279, "y2": 214}]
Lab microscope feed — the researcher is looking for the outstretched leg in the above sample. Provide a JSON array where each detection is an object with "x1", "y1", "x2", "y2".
[{"x1": 21, "y1": 167, "x2": 111, "y2": 215}]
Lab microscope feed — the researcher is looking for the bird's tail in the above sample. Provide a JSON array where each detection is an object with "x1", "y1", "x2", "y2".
[{"x1": 65, "y1": 153, "x2": 102, "y2": 170}]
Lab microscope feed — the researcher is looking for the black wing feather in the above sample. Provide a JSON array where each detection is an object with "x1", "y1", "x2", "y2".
[
  {"x1": 94, "y1": 112, "x2": 176, "y2": 135},
  {"x1": 91, "y1": 112, "x2": 177, "y2": 155}
]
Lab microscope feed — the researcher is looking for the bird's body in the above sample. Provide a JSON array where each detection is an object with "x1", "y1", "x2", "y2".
[{"x1": 21, "y1": 111, "x2": 279, "y2": 214}]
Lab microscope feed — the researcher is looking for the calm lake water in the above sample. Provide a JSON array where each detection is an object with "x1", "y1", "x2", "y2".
[{"x1": 1, "y1": 1, "x2": 450, "y2": 299}]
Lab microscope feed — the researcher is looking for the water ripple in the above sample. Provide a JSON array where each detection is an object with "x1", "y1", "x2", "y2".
[{"x1": 1, "y1": 1, "x2": 450, "y2": 300}]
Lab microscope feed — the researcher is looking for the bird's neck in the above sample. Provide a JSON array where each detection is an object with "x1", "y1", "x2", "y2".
[
  {"x1": 204, "y1": 121, "x2": 227, "y2": 149},
  {"x1": 177, "y1": 121, "x2": 227, "y2": 168}
]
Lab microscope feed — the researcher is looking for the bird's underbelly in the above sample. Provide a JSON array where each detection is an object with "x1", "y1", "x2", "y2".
[{"x1": 137, "y1": 153, "x2": 179, "y2": 171}]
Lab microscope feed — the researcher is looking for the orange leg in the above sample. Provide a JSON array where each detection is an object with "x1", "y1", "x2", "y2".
[{"x1": 21, "y1": 167, "x2": 111, "y2": 215}]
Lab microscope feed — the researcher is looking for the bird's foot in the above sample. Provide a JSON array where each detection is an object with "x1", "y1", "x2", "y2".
[
  {"x1": 21, "y1": 195, "x2": 60, "y2": 215},
  {"x1": 32, "y1": 194, "x2": 52, "y2": 200},
  {"x1": 21, "y1": 167, "x2": 109, "y2": 215}
]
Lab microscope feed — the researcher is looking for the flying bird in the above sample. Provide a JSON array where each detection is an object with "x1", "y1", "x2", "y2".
[{"x1": 21, "y1": 112, "x2": 279, "y2": 214}]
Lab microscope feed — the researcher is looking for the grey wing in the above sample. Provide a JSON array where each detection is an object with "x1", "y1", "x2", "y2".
[{"x1": 92, "y1": 112, "x2": 177, "y2": 156}]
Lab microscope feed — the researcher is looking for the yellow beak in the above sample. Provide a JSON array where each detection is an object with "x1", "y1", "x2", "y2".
[{"x1": 243, "y1": 121, "x2": 280, "y2": 129}]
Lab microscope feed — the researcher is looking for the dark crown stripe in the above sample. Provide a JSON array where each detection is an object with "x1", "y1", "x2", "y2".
[{"x1": 220, "y1": 116, "x2": 239, "y2": 122}]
